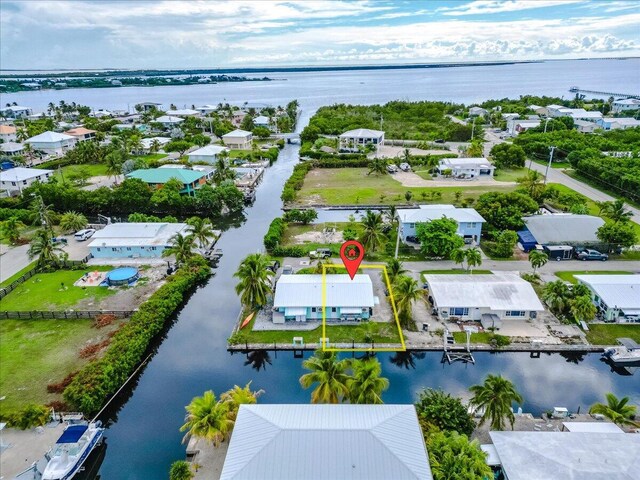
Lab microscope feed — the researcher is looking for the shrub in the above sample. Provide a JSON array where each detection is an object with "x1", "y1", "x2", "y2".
[
  {"x1": 169, "y1": 460, "x2": 194, "y2": 480},
  {"x1": 415, "y1": 388, "x2": 475, "y2": 436},
  {"x1": 490, "y1": 334, "x2": 511, "y2": 347},
  {"x1": 94, "y1": 314, "x2": 117, "y2": 328},
  {"x1": 7, "y1": 404, "x2": 50, "y2": 430},
  {"x1": 47, "y1": 371, "x2": 78, "y2": 393},
  {"x1": 271, "y1": 245, "x2": 307, "y2": 257},
  {"x1": 264, "y1": 217, "x2": 286, "y2": 250},
  {"x1": 281, "y1": 162, "x2": 312, "y2": 202}
]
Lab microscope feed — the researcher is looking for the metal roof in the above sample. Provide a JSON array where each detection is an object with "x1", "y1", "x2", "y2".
[
  {"x1": 188, "y1": 145, "x2": 228, "y2": 157},
  {"x1": 25, "y1": 131, "x2": 74, "y2": 143},
  {"x1": 0, "y1": 142, "x2": 24, "y2": 153},
  {"x1": 490, "y1": 431, "x2": 640, "y2": 480},
  {"x1": 523, "y1": 214, "x2": 604, "y2": 244},
  {"x1": 439, "y1": 157, "x2": 493, "y2": 169},
  {"x1": 397, "y1": 205, "x2": 485, "y2": 224},
  {"x1": 424, "y1": 273, "x2": 544, "y2": 311},
  {"x1": 140, "y1": 137, "x2": 171, "y2": 148},
  {"x1": 126, "y1": 168, "x2": 206, "y2": 185},
  {"x1": 221, "y1": 404, "x2": 432, "y2": 480},
  {"x1": 273, "y1": 274, "x2": 374, "y2": 308},
  {"x1": 340, "y1": 128, "x2": 385, "y2": 138},
  {"x1": 574, "y1": 275, "x2": 640, "y2": 311},
  {"x1": 562, "y1": 422, "x2": 624, "y2": 433},
  {"x1": 88, "y1": 222, "x2": 189, "y2": 248},
  {"x1": 0, "y1": 167, "x2": 52, "y2": 182},
  {"x1": 223, "y1": 129, "x2": 252, "y2": 138},
  {"x1": 155, "y1": 115, "x2": 184, "y2": 123}
]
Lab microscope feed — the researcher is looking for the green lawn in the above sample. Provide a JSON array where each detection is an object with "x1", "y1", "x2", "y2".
[
  {"x1": 0, "y1": 262, "x2": 37, "y2": 288},
  {"x1": 532, "y1": 159, "x2": 572, "y2": 169},
  {"x1": 566, "y1": 170, "x2": 640, "y2": 210},
  {"x1": 494, "y1": 167, "x2": 527, "y2": 182},
  {"x1": 132, "y1": 153, "x2": 168, "y2": 162},
  {"x1": 1, "y1": 267, "x2": 116, "y2": 311},
  {"x1": 0, "y1": 318, "x2": 124, "y2": 414},
  {"x1": 55, "y1": 164, "x2": 109, "y2": 181},
  {"x1": 555, "y1": 271, "x2": 634, "y2": 284},
  {"x1": 452, "y1": 332, "x2": 493, "y2": 344},
  {"x1": 296, "y1": 168, "x2": 516, "y2": 206},
  {"x1": 585, "y1": 324, "x2": 640, "y2": 345},
  {"x1": 413, "y1": 170, "x2": 434, "y2": 181}
]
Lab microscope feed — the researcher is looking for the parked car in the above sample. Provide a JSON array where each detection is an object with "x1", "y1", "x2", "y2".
[
  {"x1": 399, "y1": 163, "x2": 411, "y2": 172},
  {"x1": 386, "y1": 164, "x2": 398, "y2": 173},
  {"x1": 434, "y1": 139, "x2": 445, "y2": 144},
  {"x1": 575, "y1": 249, "x2": 608, "y2": 261},
  {"x1": 74, "y1": 228, "x2": 96, "y2": 241},
  {"x1": 310, "y1": 248, "x2": 332, "y2": 259},
  {"x1": 266, "y1": 260, "x2": 281, "y2": 272},
  {"x1": 406, "y1": 235, "x2": 418, "y2": 243}
]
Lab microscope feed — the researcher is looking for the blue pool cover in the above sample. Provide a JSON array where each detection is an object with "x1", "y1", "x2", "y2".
[
  {"x1": 57, "y1": 425, "x2": 88, "y2": 444},
  {"x1": 107, "y1": 267, "x2": 138, "y2": 282}
]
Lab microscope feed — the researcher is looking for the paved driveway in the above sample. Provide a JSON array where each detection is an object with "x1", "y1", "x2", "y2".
[{"x1": 0, "y1": 244, "x2": 32, "y2": 283}]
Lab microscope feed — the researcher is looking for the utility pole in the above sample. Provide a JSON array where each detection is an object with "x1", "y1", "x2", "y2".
[
  {"x1": 31, "y1": 193, "x2": 49, "y2": 229},
  {"x1": 394, "y1": 220, "x2": 401, "y2": 259},
  {"x1": 471, "y1": 117, "x2": 476, "y2": 140},
  {"x1": 380, "y1": 115, "x2": 384, "y2": 131},
  {"x1": 543, "y1": 117, "x2": 551, "y2": 134},
  {"x1": 544, "y1": 146, "x2": 556, "y2": 185}
]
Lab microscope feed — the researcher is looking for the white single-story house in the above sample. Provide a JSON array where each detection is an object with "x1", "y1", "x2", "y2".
[
  {"x1": 0, "y1": 142, "x2": 25, "y2": 157},
  {"x1": 438, "y1": 157, "x2": 495, "y2": 178},
  {"x1": 570, "y1": 109, "x2": 603, "y2": 122},
  {"x1": 519, "y1": 214, "x2": 604, "y2": 248},
  {"x1": 170, "y1": 108, "x2": 200, "y2": 117},
  {"x1": 596, "y1": 117, "x2": 640, "y2": 130},
  {"x1": 25, "y1": 131, "x2": 76, "y2": 156},
  {"x1": 501, "y1": 113, "x2": 520, "y2": 121},
  {"x1": 136, "y1": 102, "x2": 162, "y2": 112},
  {"x1": 339, "y1": 128, "x2": 385, "y2": 154},
  {"x1": 528, "y1": 104, "x2": 547, "y2": 115},
  {"x1": 187, "y1": 144, "x2": 229, "y2": 163},
  {"x1": 253, "y1": 115, "x2": 270, "y2": 128},
  {"x1": 65, "y1": 127, "x2": 97, "y2": 141},
  {"x1": 0, "y1": 106, "x2": 33, "y2": 119},
  {"x1": 195, "y1": 104, "x2": 219, "y2": 115},
  {"x1": 612, "y1": 98, "x2": 640, "y2": 113},
  {"x1": 575, "y1": 274, "x2": 640, "y2": 323},
  {"x1": 140, "y1": 136, "x2": 171, "y2": 152},
  {"x1": 0, "y1": 167, "x2": 53, "y2": 193},
  {"x1": 546, "y1": 104, "x2": 572, "y2": 117},
  {"x1": 220, "y1": 404, "x2": 433, "y2": 480},
  {"x1": 0, "y1": 125, "x2": 17, "y2": 142},
  {"x1": 424, "y1": 273, "x2": 544, "y2": 323},
  {"x1": 574, "y1": 120, "x2": 597, "y2": 133},
  {"x1": 469, "y1": 106, "x2": 488, "y2": 117},
  {"x1": 110, "y1": 80, "x2": 122, "y2": 86},
  {"x1": 507, "y1": 119, "x2": 541, "y2": 135},
  {"x1": 272, "y1": 274, "x2": 375, "y2": 323},
  {"x1": 90, "y1": 109, "x2": 113, "y2": 118},
  {"x1": 222, "y1": 129, "x2": 252, "y2": 150},
  {"x1": 397, "y1": 205, "x2": 485, "y2": 244},
  {"x1": 88, "y1": 222, "x2": 190, "y2": 258},
  {"x1": 155, "y1": 115, "x2": 184, "y2": 129},
  {"x1": 486, "y1": 431, "x2": 639, "y2": 480}
]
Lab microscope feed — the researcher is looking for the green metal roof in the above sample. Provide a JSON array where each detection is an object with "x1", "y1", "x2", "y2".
[{"x1": 126, "y1": 168, "x2": 206, "y2": 185}]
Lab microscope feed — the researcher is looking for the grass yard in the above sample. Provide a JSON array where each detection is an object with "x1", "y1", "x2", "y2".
[
  {"x1": 493, "y1": 167, "x2": 527, "y2": 182},
  {"x1": 555, "y1": 271, "x2": 634, "y2": 284},
  {"x1": 296, "y1": 168, "x2": 516, "y2": 206},
  {"x1": 532, "y1": 159, "x2": 572, "y2": 169},
  {"x1": 1, "y1": 267, "x2": 116, "y2": 311},
  {"x1": 585, "y1": 324, "x2": 640, "y2": 345},
  {"x1": 132, "y1": 153, "x2": 168, "y2": 162},
  {"x1": 55, "y1": 163, "x2": 109, "y2": 181},
  {"x1": 413, "y1": 170, "x2": 434, "y2": 180},
  {"x1": 566, "y1": 170, "x2": 640, "y2": 210},
  {"x1": 0, "y1": 318, "x2": 125, "y2": 414}
]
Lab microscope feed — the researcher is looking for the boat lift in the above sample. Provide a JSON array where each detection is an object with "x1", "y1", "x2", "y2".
[{"x1": 442, "y1": 329, "x2": 475, "y2": 364}]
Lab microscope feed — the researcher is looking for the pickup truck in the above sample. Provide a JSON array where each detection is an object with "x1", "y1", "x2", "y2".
[
  {"x1": 575, "y1": 249, "x2": 608, "y2": 261},
  {"x1": 309, "y1": 248, "x2": 332, "y2": 259}
]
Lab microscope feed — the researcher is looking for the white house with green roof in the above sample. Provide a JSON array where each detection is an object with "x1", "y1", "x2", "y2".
[{"x1": 126, "y1": 168, "x2": 209, "y2": 195}]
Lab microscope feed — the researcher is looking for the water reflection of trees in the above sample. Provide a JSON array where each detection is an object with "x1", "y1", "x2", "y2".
[
  {"x1": 559, "y1": 352, "x2": 586, "y2": 364},
  {"x1": 389, "y1": 350, "x2": 426, "y2": 369},
  {"x1": 244, "y1": 350, "x2": 272, "y2": 371}
]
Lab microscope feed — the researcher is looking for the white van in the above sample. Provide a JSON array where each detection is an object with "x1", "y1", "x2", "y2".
[{"x1": 74, "y1": 228, "x2": 96, "y2": 241}]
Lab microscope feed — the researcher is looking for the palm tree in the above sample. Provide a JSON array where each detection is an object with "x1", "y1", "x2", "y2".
[
  {"x1": 402, "y1": 148, "x2": 411, "y2": 164},
  {"x1": 59, "y1": 211, "x2": 88, "y2": 234},
  {"x1": 16, "y1": 127, "x2": 29, "y2": 142},
  {"x1": 162, "y1": 233, "x2": 197, "y2": 265},
  {"x1": 220, "y1": 382, "x2": 262, "y2": 421},
  {"x1": 541, "y1": 280, "x2": 570, "y2": 314},
  {"x1": 187, "y1": 217, "x2": 216, "y2": 249},
  {"x1": 517, "y1": 170, "x2": 545, "y2": 200},
  {"x1": 392, "y1": 275, "x2": 423, "y2": 329},
  {"x1": 385, "y1": 258, "x2": 407, "y2": 284},
  {"x1": 359, "y1": 210, "x2": 384, "y2": 253},
  {"x1": 179, "y1": 390, "x2": 234, "y2": 447},
  {"x1": 451, "y1": 248, "x2": 466, "y2": 270},
  {"x1": 384, "y1": 205, "x2": 398, "y2": 226},
  {"x1": 347, "y1": 357, "x2": 389, "y2": 404},
  {"x1": 528, "y1": 250, "x2": 548, "y2": 273},
  {"x1": 0, "y1": 217, "x2": 24, "y2": 244},
  {"x1": 570, "y1": 295, "x2": 596, "y2": 324},
  {"x1": 105, "y1": 150, "x2": 124, "y2": 184},
  {"x1": 469, "y1": 374, "x2": 524, "y2": 430},
  {"x1": 589, "y1": 393, "x2": 639, "y2": 427},
  {"x1": 150, "y1": 139, "x2": 161, "y2": 154},
  {"x1": 212, "y1": 156, "x2": 235, "y2": 185},
  {"x1": 299, "y1": 350, "x2": 350, "y2": 404},
  {"x1": 604, "y1": 199, "x2": 633, "y2": 223},
  {"x1": 367, "y1": 157, "x2": 387, "y2": 176},
  {"x1": 465, "y1": 248, "x2": 482, "y2": 273},
  {"x1": 28, "y1": 229, "x2": 64, "y2": 269},
  {"x1": 233, "y1": 253, "x2": 274, "y2": 308}
]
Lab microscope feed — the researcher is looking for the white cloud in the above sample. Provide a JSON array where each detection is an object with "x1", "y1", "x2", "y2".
[{"x1": 438, "y1": 0, "x2": 583, "y2": 16}]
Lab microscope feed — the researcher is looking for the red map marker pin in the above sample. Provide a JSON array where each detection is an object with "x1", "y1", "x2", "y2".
[{"x1": 340, "y1": 240, "x2": 365, "y2": 280}]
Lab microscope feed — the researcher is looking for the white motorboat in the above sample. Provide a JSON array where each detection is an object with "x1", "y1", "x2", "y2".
[
  {"x1": 603, "y1": 346, "x2": 640, "y2": 366},
  {"x1": 42, "y1": 421, "x2": 104, "y2": 480}
]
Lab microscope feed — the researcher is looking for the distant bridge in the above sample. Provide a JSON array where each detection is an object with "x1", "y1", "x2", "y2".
[{"x1": 569, "y1": 86, "x2": 639, "y2": 99}]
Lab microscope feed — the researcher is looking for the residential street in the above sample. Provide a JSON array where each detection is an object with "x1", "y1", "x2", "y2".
[{"x1": 0, "y1": 244, "x2": 31, "y2": 283}]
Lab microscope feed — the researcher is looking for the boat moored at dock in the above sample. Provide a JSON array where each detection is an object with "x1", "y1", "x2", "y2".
[{"x1": 42, "y1": 422, "x2": 104, "y2": 480}]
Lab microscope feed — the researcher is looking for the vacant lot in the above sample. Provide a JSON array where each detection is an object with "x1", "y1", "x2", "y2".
[
  {"x1": 0, "y1": 317, "x2": 125, "y2": 414},
  {"x1": 585, "y1": 324, "x2": 640, "y2": 345},
  {"x1": 296, "y1": 168, "x2": 516, "y2": 206},
  {"x1": 555, "y1": 271, "x2": 634, "y2": 284}
]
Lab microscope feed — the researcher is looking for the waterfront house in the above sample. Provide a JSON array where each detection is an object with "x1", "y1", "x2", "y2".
[
  {"x1": 195, "y1": 104, "x2": 218, "y2": 115},
  {"x1": 574, "y1": 274, "x2": 640, "y2": 323},
  {"x1": 272, "y1": 274, "x2": 375, "y2": 323},
  {"x1": 528, "y1": 104, "x2": 547, "y2": 115},
  {"x1": 0, "y1": 125, "x2": 17, "y2": 142},
  {"x1": 88, "y1": 222, "x2": 190, "y2": 259},
  {"x1": 517, "y1": 214, "x2": 604, "y2": 251},
  {"x1": 612, "y1": 98, "x2": 640, "y2": 113},
  {"x1": 437, "y1": 157, "x2": 495, "y2": 178},
  {"x1": 0, "y1": 142, "x2": 25, "y2": 157},
  {"x1": 339, "y1": 128, "x2": 385, "y2": 154},
  {"x1": 573, "y1": 120, "x2": 597, "y2": 133},
  {"x1": 0, "y1": 105, "x2": 33, "y2": 119},
  {"x1": 507, "y1": 118, "x2": 541, "y2": 135},
  {"x1": 135, "y1": 102, "x2": 162, "y2": 112},
  {"x1": 171, "y1": 108, "x2": 200, "y2": 117},
  {"x1": 220, "y1": 404, "x2": 432, "y2": 480},
  {"x1": 486, "y1": 431, "x2": 639, "y2": 480},
  {"x1": 222, "y1": 129, "x2": 252, "y2": 150},
  {"x1": 596, "y1": 117, "x2": 640, "y2": 130},
  {"x1": 0, "y1": 167, "x2": 53, "y2": 194},
  {"x1": 90, "y1": 109, "x2": 113, "y2": 118},
  {"x1": 25, "y1": 131, "x2": 76, "y2": 156},
  {"x1": 126, "y1": 167, "x2": 209, "y2": 195},
  {"x1": 110, "y1": 80, "x2": 122, "y2": 86},
  {"x1": 231, "y1": 111, "x2": 248, "y2": 127},
  {"x1": 397, "y1": 205, "x2": 485, "y2": 244},
  {"x1": 140, "y1": 136, "x2": 171, "y2": 152},
  {"x1": 424, "y1": 273, "x2": 544, "y2": 324},
  {"x1": 253, "y1": 115, "x2": 271, "y2": 128},
  {"x1": 158, "y1": 164, "x2": 215, "y2": 181},
  {"x1": 468, "y1": 106, "x2": 488, "y2": 117},
  {"x1": 501, "y1": 113, "x2": 520, "y2": 121},
  {"x1": 155, "y1": 115, "x2": 184, "y2": 129},
  {"x1": 546, "y1": 104, "x2": 572, "y2": 117},
  {"x1": 187, "y1": 145, "x2": 229, "y2": 163},
  {"x1": 65, "y1": 127, "x2": 97, "y2": 142}
]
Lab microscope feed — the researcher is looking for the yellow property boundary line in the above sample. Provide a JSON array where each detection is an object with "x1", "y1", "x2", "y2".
[{"x1": 321, "y1": 264, "x2": 406, "y2": 352}]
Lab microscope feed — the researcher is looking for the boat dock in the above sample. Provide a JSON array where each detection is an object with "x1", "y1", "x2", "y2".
[
  {"x1": 0, "y1": 422, "x2": 65, "y2": 479},
  {"x1": 568, "y1": 86, "x2": 639, "y2": 99}
]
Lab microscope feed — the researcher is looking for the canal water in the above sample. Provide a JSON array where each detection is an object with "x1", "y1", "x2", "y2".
[{"x1": 3, "y1": 60, "x2": 638, "y2": 478}]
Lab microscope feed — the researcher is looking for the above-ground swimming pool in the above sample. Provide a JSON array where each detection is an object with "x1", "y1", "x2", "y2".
[{"x1": 105, "y1": 267, "x2": 139, "y2": 286}]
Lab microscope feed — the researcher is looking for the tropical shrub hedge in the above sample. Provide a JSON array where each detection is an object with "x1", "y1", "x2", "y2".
[
  {"x1": 271, "y1": 245, "x2": 309, "y2": 257},
  {"x1": 2, "y1": 404, "x2": 50, "y2": 429},
  {"x1": 263, "y1": 217, "x2": 286, "y2": 250},
  {"x1": 63, "y1": 258, "x2": 211, "y2": 414},
  {"x1": 281, "y1": 162, "x2": 312, "y2": 202}
]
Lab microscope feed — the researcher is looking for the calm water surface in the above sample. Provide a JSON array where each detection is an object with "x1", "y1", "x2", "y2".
[{"x1": 3, "y1": 60, "x2": 639, "y2": 479}]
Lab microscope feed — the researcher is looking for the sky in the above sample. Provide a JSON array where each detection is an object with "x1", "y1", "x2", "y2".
[{"x1": 1, "y1": 0, "x2": 639, "y2": 70}]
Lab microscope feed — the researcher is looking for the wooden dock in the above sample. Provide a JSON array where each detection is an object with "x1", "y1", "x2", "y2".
[{"x1": 569, "y1": 86, "x2": 639, "y2": 99}]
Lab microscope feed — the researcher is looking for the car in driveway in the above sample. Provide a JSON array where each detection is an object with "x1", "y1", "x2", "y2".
[
  {"x1": 310, "y1": 248, "x2": 332, "y2": 259},
  {"x1": 399, "y1": 163, "x2": 411, "y2": 172},
  {"x1": 386, "y1": 164, "x2": 398, "y2": 173},
  {"x1": 575, "y1": 249, "x2": 608, "y2": 261},
  {"x1": 74, "y1": 228, "x2": 96, "y2": 241}
]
